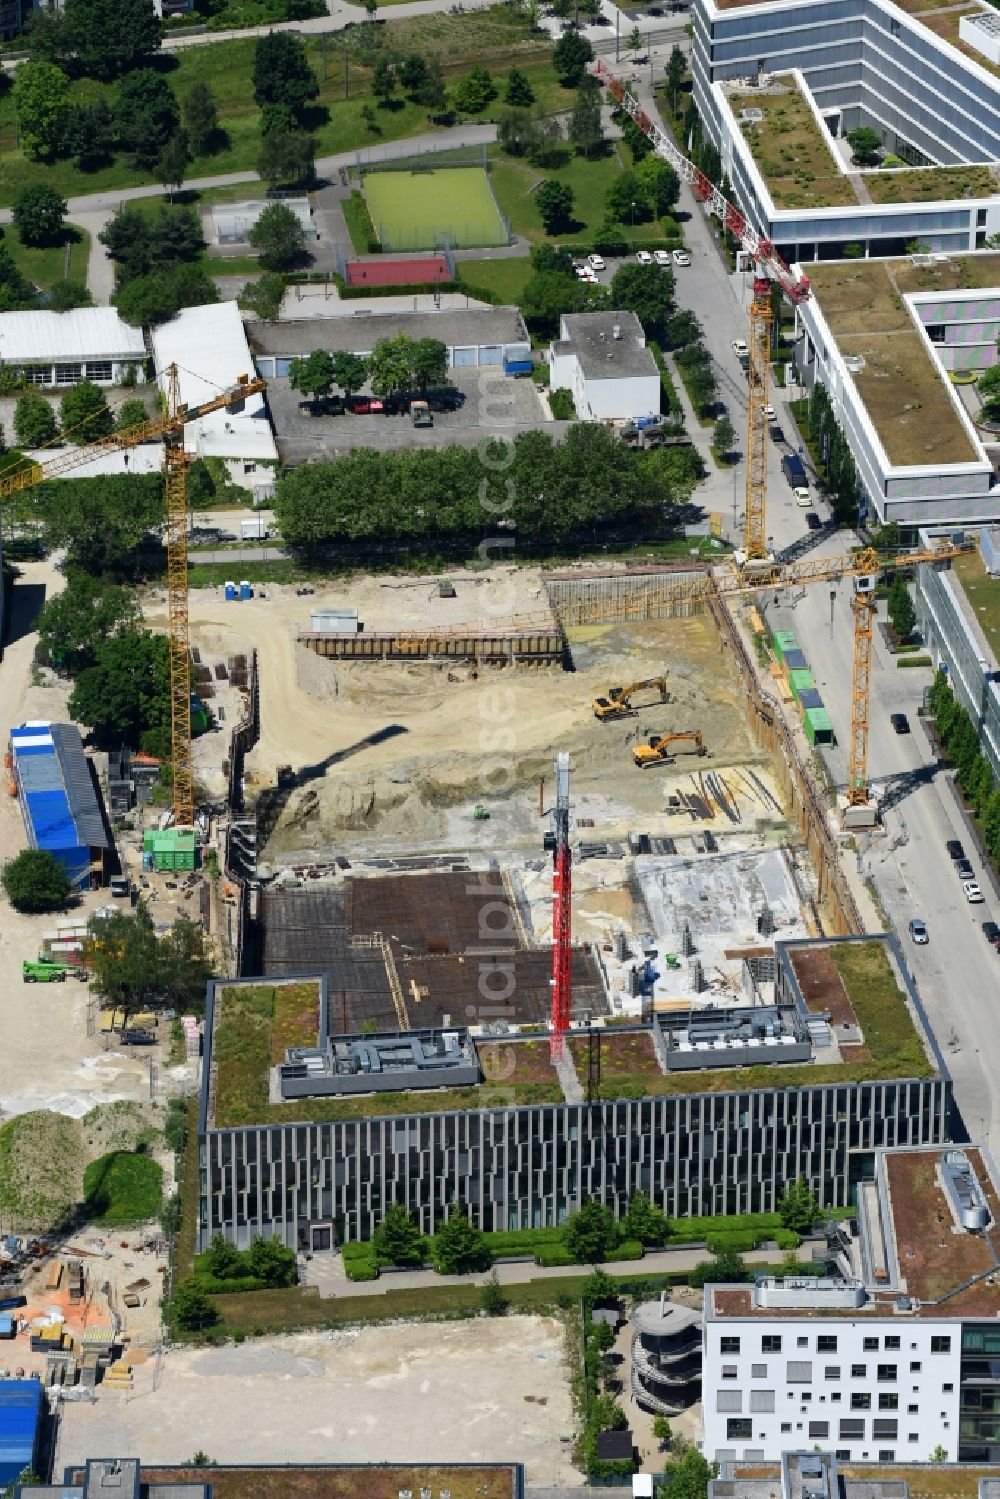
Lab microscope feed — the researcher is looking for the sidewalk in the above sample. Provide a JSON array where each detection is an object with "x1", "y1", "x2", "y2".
[{"x1": 300, "y1": 1237, "x2": 822, "y2": 1299}]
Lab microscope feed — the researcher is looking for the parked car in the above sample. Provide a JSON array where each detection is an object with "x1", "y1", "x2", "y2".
[
  {"x1": 347, "y1": 395, "x2": 374, "y2": 414},
  {"x1": 636, "y1": 249, "x2": 652, "y2": 265},
  {"x1": 890, "y1": 713, "x2": 910, "y2": 734},
  {"x1": 946, "y1": 839, "x2": 967, "y2": 861},
  {"x1": 763, "y1": 403, "x2": 776, "y2": 419},
  {"x1": 794, "y1": 487, "x2": 811, "y2": 507},
  {"x1": 588, "y1": 253, "x2": 606, "y2": 271},
  {"x1": 769, "y1": 422, "x2": 784, "y2": 442},
  {"x1": 426, "y1": 388, "x2": 463, "y2": 412},
  {"x1": 805, "y1": 511, "x2": 821, "y2": 531},
  {"x1": 964, "y1": 880, "x2": 985, "y2": 904},
  {"x1": 648, "y1": 6, "x2": 664, "y2": 14},
  {"x1": 956, "y1": 859, "x2": 975, "y2": 881},
  {"x1": 672, "y1": 248, "x2": 691, "y2": 266},
  {"x1": 576, "y1": 263, "x2": 597, "y2": 282},
  {"x1": 908, "y1": 918, "x2": 929, "y2": 944},
  {"x1": 982, "y1": 920, "x2": 1000, "y2": 947},
  {"x1": 731, "y1": 339, "x2": 749, "y2": 357},
  {"x1": 654, "y1": 249, "x2": 671, "y2": 266}
]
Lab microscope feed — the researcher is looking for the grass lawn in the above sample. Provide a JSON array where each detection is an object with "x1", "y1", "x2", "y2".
[
  {"x1": 954, "y1": 548, "x2": 1000, "y2": 654},
  {"x1": 364, "y1": 165, "x2": 507, "y2": 250},
  {"x1": 456, "y1": 256, "x2": 533, "y2": 303},
  {"x1": 488, "y1": 147, "x2": 667, "y2": 243},
  {"x1": 4, "y1": 223, "x2": 90, "y2": 290},
  {"x1": 82, "y1": 1150, "x2": 163, "y2": 1226},
  {"x1": 342, "y1": 190, "x2": 377, "y2": 254},
  {"x1": 0, "y1": 14, "x2": 555, "y2": 208}
]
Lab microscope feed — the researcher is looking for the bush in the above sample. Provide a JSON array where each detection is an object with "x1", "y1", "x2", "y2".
[
  {"x1": 705, "y1": 1232, "x2": 757, "y2": 1254},
  {"x1": 898, "y1": 654, "x2": 932, "y2": 667},
  {"x1": 2, "y1": 848, "x2": 71, "y2": 913},
  {"x1": 342, "y1": 1242, "x2": 379, "y2": 1281},
  {"x1": 549, "y1": 387, "x2": 576, "y2": 420},
  {"x1": 535, "y1": 1246, "x2": 575, "y2": 1267},
  {"x1": 83, "y1": 1151, "x2": 163, "y2": 1225},
  {"x1": 606, "y1": 1238, "x2": 644, "y2": 1262}
]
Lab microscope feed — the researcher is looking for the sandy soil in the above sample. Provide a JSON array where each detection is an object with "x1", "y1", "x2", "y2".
[
  {"x1": 55, "y1": 1316, "x2": 578, "y2": 1483},
  {"x1": 148, "y1": 570, "x2": 783, "y2": 861}
]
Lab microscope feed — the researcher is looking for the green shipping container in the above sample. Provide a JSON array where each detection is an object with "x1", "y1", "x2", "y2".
[
  {"x1": 804, "y1": 706, "x2": 835, "y2": 746},
  {"x1": 772, "y1": 630, "x2": 799, "y2": 665},
  {"x1": 789, "y1": 668, "x2": 816, "y2": 703},
  {"x1": 148, "y1": 828, "x2": 197, "y2": 872}
]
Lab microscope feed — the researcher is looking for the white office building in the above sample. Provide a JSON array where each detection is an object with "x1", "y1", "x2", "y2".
[
  {"x1": 548, "y1": 312, "x2": 661, "y2": 423},
  {"x1": 702, "y1": 1144, "x2": 1000, "y2": 1466},
  {"x1": 0, "y1": 308, "x2": 147, "y2": 388}
]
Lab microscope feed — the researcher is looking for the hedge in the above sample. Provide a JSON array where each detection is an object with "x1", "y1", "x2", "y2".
[
  {"x1": 193, "y1": 1272, "x2": 266, "y2": 1295},
  {"x1": 898, "y1": 654, "x2": 932, "y2": 667}
]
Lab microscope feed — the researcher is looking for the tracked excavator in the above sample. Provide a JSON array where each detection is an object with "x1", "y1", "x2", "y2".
[
  {"x1": 592, "y1": 675, "x2": 669, "y2": 722},
  {"x1": 632, "y1": 730, "x2": 707, "y2": 768}
]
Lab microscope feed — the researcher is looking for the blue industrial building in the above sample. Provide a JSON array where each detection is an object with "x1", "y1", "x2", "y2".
[
  {"x1": 0, "y1": 1380, "x2": 43, "y2": 1487},
  {"x1": 9, "y1": 722, "x2": 108, "y2": 887}
]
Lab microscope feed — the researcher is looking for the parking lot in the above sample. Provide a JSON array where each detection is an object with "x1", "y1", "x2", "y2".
[{"x1": 267, "y1": 367, "x2": 557, "y2": 462}]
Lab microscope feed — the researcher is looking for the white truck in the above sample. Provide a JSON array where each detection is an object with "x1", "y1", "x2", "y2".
[{"x1": 240, "y1": 516, "x2": 270, "y2": 541}]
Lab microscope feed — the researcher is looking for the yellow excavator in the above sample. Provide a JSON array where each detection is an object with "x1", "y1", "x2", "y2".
[
  {"x1": 592, "y1": 674, "x2": 669, "y2": 722},
  {"x1": 633, "y1": 730, "x2": 707, "y2": 768}
]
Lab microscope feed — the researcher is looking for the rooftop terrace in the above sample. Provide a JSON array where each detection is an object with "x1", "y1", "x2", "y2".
[
  {"x1": 727, "y1": 78, "x2": 857, "y2": 210},
  {"x1": 806, "y1": 260, "x2": 984, "y2": 467},
  {"x1": 726, "y1": 1462, "x2": 1000, "y2": 1499}
]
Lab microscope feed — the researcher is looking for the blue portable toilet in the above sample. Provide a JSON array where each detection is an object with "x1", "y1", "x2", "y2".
[
  {"x1": 239, "y1": 580, "x2": 252, "y2": 601},
  {"x1": 224, "y1": 580, "x2": 237, "y2": 601}
]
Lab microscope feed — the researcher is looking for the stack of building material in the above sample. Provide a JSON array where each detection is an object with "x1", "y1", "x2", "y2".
[
  {"x1": 78, "y1": 1352, "x2": 101, "y2": 1388},
  {"x1": 66, "y1": 1261, "x2": 84, "y2": 1302},
  {"x1": 180, "y1": 1016, "x2": 201, "y2": 1056},
  {"x1": 103, "y1": 1361, "x2": 133, "y2": 1389},
  {"x1": 30, "y1": 1325, "x2": 68, "y2": 1355}
]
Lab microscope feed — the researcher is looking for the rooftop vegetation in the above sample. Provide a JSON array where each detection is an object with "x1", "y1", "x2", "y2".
[{"x1": 729, "y1": 79, "x2": 857, "y2": 209}]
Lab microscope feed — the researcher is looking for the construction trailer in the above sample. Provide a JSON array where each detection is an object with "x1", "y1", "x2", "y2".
[
  {"x1": 0, "y1": 1381, "x2": 43, "y2": 1485},
  {"x1": 9, "y1": 722, "x2": 109, "y2": 887}
]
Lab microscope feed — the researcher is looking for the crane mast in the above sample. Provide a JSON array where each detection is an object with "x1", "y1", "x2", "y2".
[
  {"x1": 550, "y1": 751, "x2": 572, "y2": 1061},
  {"x1": 746, "y1": 276, "x2": 773, "y2": 561}
]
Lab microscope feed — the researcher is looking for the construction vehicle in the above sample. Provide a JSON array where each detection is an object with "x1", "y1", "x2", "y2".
[
  {"x1": 23, "y1": 959, "x2": 87, "y2": 983},
  {"x1": 592, "y1": 675, "x2": 669, "y2": 721},
  {"x1": 593, "y1": 61, "x2": 811, "y2": 563},
  {"x1": 0, "y1": 369, "x2": 266, "y2": 828},
  {"x1": 633, "y1": 730, "x2": 707, "y2": 768}
]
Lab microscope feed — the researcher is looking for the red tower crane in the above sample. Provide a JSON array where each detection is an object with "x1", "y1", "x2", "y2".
[{"x1": 550, "y1": 751, "x2": 573, "y2": 1061}]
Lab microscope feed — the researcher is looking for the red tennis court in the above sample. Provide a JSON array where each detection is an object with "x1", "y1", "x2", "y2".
[{"x1": 344, "y1": 255, "x2": 452, "y2": 287}]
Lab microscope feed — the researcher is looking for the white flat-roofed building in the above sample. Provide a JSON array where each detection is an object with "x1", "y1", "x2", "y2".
[
  {"x1": 0, "y1": 308, "x2": 147, "y2": 388},
  {"x1": 548, "y1": 311, "x2": 660, "y2": 422}
]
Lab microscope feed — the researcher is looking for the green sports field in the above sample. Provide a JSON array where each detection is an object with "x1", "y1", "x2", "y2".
[{"x1": 362, "y1": 166, "x2": 509, "y2": 250}]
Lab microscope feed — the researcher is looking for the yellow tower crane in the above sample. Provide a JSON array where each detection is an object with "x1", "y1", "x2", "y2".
[
  {"x1": 745, "y1": 276, "x2": 774, "y2": 561},
  {"x1": 0, "y1": 367, "x2": 267, "y2": 827}
]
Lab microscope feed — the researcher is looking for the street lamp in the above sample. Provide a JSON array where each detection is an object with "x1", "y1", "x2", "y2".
[{"x1": 630, "y1": 201, "x2": 637, "y2": 229}]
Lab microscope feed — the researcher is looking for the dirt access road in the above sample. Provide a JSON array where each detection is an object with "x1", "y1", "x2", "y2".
[{"x1": 56, "y1": 1316, "x2": 578, "y2": 1483}]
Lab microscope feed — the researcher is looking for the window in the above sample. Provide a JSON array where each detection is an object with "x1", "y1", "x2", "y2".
[
  {"x1": 809, "y1": 1422, "x2": 830, "y2": 1439},
  {"x1": 907, "y1": 1405, "x2": 918, "y2": 1415},
  {"x1": 750, "y1": 1391, "x2": 775, "y2": 1413},
  {"x1": 863, "y1": 1338, "x2": 879, "y2": 1351},
  {"x1": 85, "y1": 361, "x2": 112, "y2": 382},
  {"x1": 722, "y1": 1366, "x2": 738, "y2": 1380},
  {"x1": 797, "y1": 1336, "x2": 809, "y2": 1348},
  {"x1": 878, "y1": 1451, "x2": 895, "y2": 1463},
  {"x1": 721, "y1": 1337, "x2": 741, "y2": 1354},
  {"x1": 762, "y1": 1336, "x2": 782, "y2": 1353},
  {"x1": 818, "y1": 1336, "x2": 838, "y2": 1353},
  {"x1": 825, "y1": 1366, "x2": 841, "y2": 1381},
  {"x1": 873, "y1": 1420, "x2": 898, "y2": 1440},
  {"x1": 836, "y1": 1451, "x2": 850, "y2": 1462},
  {"x1": 717, "y1": 1391, "x2": 743, "y2": 1413},
  {"x1": 801, "y1": 1393, "x2": 812, "y2": 1403},
  {"x1": 879, "y1": 1394, "x2": 898, "y2": 1411},
  {"x1": 931, "y1": 1337, "x2": 951, "y2": 1354},
  {"x1": 851, "y1": 1365, "x2": 867, "y2": 1379},
  {"x1": 787, "y1": 1361, "x2": 813, "y2": 1383},
  {"x1": 56, "y1": 363, "x2": 82, "y2": 385},
  {"x1": 839, "y1": 1419, "x2": 865, "y2": 1440},
  {"x1": 978, "y1": 209, "x2": 988, "y2": 227},
  {"x1": 727, "y1": 1418, "x2": 752, "y2": 1440},
  {"x1": 751, "y1": 1364, "x2": 768, "y2": 1379},
  {"x1": 781, "y1": 1423, "x2": 792, "y2": 1434},
  {"x1": 925, "y1": 324, "x2": 946, "y2": 343},
  {"x1": 877, "y1": 1365, "x2": 897, "y2": 1382},
  {"x1": 24, "y1": 366, "x2": 51, "y2": 385},
  {"x1": 943, "y1": 1384, "x2": 954, "y2": 1393},
  {"x1": 910, "y1": 1362, "x2": 921, "y2": 1373},
  {"x1": 884, "y1": 1337, "x2": 900, "y2": 1350},
  {"x1": 831, "y1": 1394, "x2": 842, "y2": 1404},
  {"x1": 852, "y1": 1393, "x2": 871, "y2": 1410}
]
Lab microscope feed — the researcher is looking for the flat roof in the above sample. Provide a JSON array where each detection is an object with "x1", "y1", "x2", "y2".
[
  {"x1": 719, "y1": 1459, "x2": 1000, "y2": 1499},
  {"x1": 805, "y1": 260, "x2": 983, "y2": 467},
  {"x1": 726, "y1": 77, "x2": 857, "y2": 210},
  {"x1": 553, "y1": 311, "x2": 658, "y2": 380},
  {"x1": 0, "y1": 308, "x2": 146, "y2": 365},
  {"x1": 247, "y1": 307, "x2": 526, "y2": 357},
  {"x1": 151, "y1": 301, "x2": 276, "y2": 461},
  {"x1": 10, "y1": 722, "x2": 107, "y2": 853},
  {"x1": 126, "y1": 1467, "x2": 517, "y2": 1499}
]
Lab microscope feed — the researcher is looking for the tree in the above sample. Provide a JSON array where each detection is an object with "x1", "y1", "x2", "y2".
[
  {"x1": 688, "y1": 1248, "x2": 749, "y2": 1287},
  {"x1": 332, "y1": 351, "x2": 368, "y2": 397},
  {"x1": 371, "y1": 1204, "x2": 425, "y2": 1267},
  {"x1": 252, "y1": 32, "x2": 318, "y2": 113},
  {"x1": 14, "y1": 391, "x2": 57, "y2": 449},
  {"x1": 888, "y1": 576, "x2": 916, "y2": 643},
  {"x1": 419, "y1": 60, "x2": 448, "y2": 117},
  {"x1": 156, "y1": 132, "x2": 190, "y2": 201},
  {"x1": 536, "y1": 179, "x2": 575, "y2": 234},
  {"x1": 399, "y1": 53, "x2": 430, "y2": 98},
  {"x1": 371, "y1": 59, "x2": 396, "y2": 106},
  {"x1": 37, "y1": 571, "x2": 139, "y2": 673},
  {"x1": 246, "y1": 1236, "x2": 297, "y2": 1287},
  {"x1": 2, "y1": 849, "x2": 71, "y2": 913},
  {"x1": 114, "y1": 263, "x2": 219, "y2": 326},
  {"x1": 433, "y1": 1210, "x2": 491, "y2": 1274},
  {"x1": 847, "y1": 125, "x2": 881, "y2": 165},
  {"x1": 59, "y1": 379, "x2": 113, "y2": 445},
  {"x1": 408, "y1": 337, "x2": 448, "y2": 393},
  {"x1": 35, "y1": 473, "x2": 163, "y2": 575},
  {"x1": 85, "y1": 905, "x2": 212, "y2": 1009},
  {"x1": 481, "y1": 1268, "x2": 509, "y2": 1315},
  {"x1": 259, "y1": 102, "x2": 298, "y2": 138},
  {"x1": 249, "y1": 202, "x2": 305, "y2": 271},
  {"x1": 635, "y1": 156, "x2": 680, "y2": 216},
  {"x1": 778, "y1": 1179, "x2": 820, "y2": 1234},
  {"x1": 114, "y1": 69, "x2": 180, "y2": 170},
  {"x1": 651, "y1": 1415, "x2": 672, "y2": 1450},
  {"x1": 65, "y1": 98, "x2": 115, "y2": 171},
  {"x1": 239, "y1": 272, "x2": 287, "y2": 323},
  {"x1": 116, "y1": 398, "x2": 149, "y2": 433},
  {"x1": 204, "y1": 1234, "x2": 242, "y2": 1279},
  {"x1": 929, "y1": 1446, "x2": 947, "y2": 1464},
  {"x1": 0, "y1": 246, "x2": 35, "y2": 313},
  {"x1": 183, "y1": 80, "x2": 219, "y2": 156},
  {"x1": 605, "y1": 167, "x2": 651, "y2": 224},
  {"x1": 609, "y1": 261, "x2": 675, "y2": 340},
  {"x1": 713, "y1": 414, "x2": 736, "y2": 459},
  {"x1": 12, "y1": 61, "x2": 70, "y2": 162},
  {"x1": 552, "y1": 30, "x2": 593, "y2": 87},
  {"x1": 63, "y1": 0, "x2": 160, "y2": 79},
  {"x1": 978, "y1": 364, "x2": 1000, "y2": 422},
  {"x1": 662, "y1": 1449, "x2": 714, "y2": 1499},
  {"x1": 257, "y1": 130, "x2": 316, "y2": 189},
  {"x1": 368, "y1": 335, "x2": 416, "y2": 397},
  {"x1": 172, "y1": 1278, "x2": 217, "y2": 1332},
  {"x1": 70, "y1": 630, "x2": 170, "y2": 747},
  {"x1": 289, "y1": 350, "x2": 337, "y2": 405},
  {"x1": 49, "y1": 277, "x2": 93, "y2": 311},
  {"x1": 453, "y1": 65, "x2": 495, "y2": 114},
  {"x1": 568, "y1": 77, "x2": 603, "y2": 157},
  {"x1": 24, "y1": 8, "x2": 71, "y2": 68},
  {"x1": 622, "y1": 1190, "x2": 669, "y2": 1247},
  {"x1": 665, "y1": 43, "x2": 685, "y2": 114},
  {"x1": 13, "y1": 183, "x2": 67, "y2": 248},
  {"x1": 505, "y1": 67, "x2": 534, "y2": 105},
  {"x1": 627, "y1": 23, "x2": 642, "y2": 51},
  {"x1": 563, "y1": 1199, "x2": 618, "y2": 1263},
  {"x1": 498, "y1": 107, "x2": 539, "y2": 158},
  {"x1": 581, "y1": 1267, "x2": 618, "y2": 1306}
]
